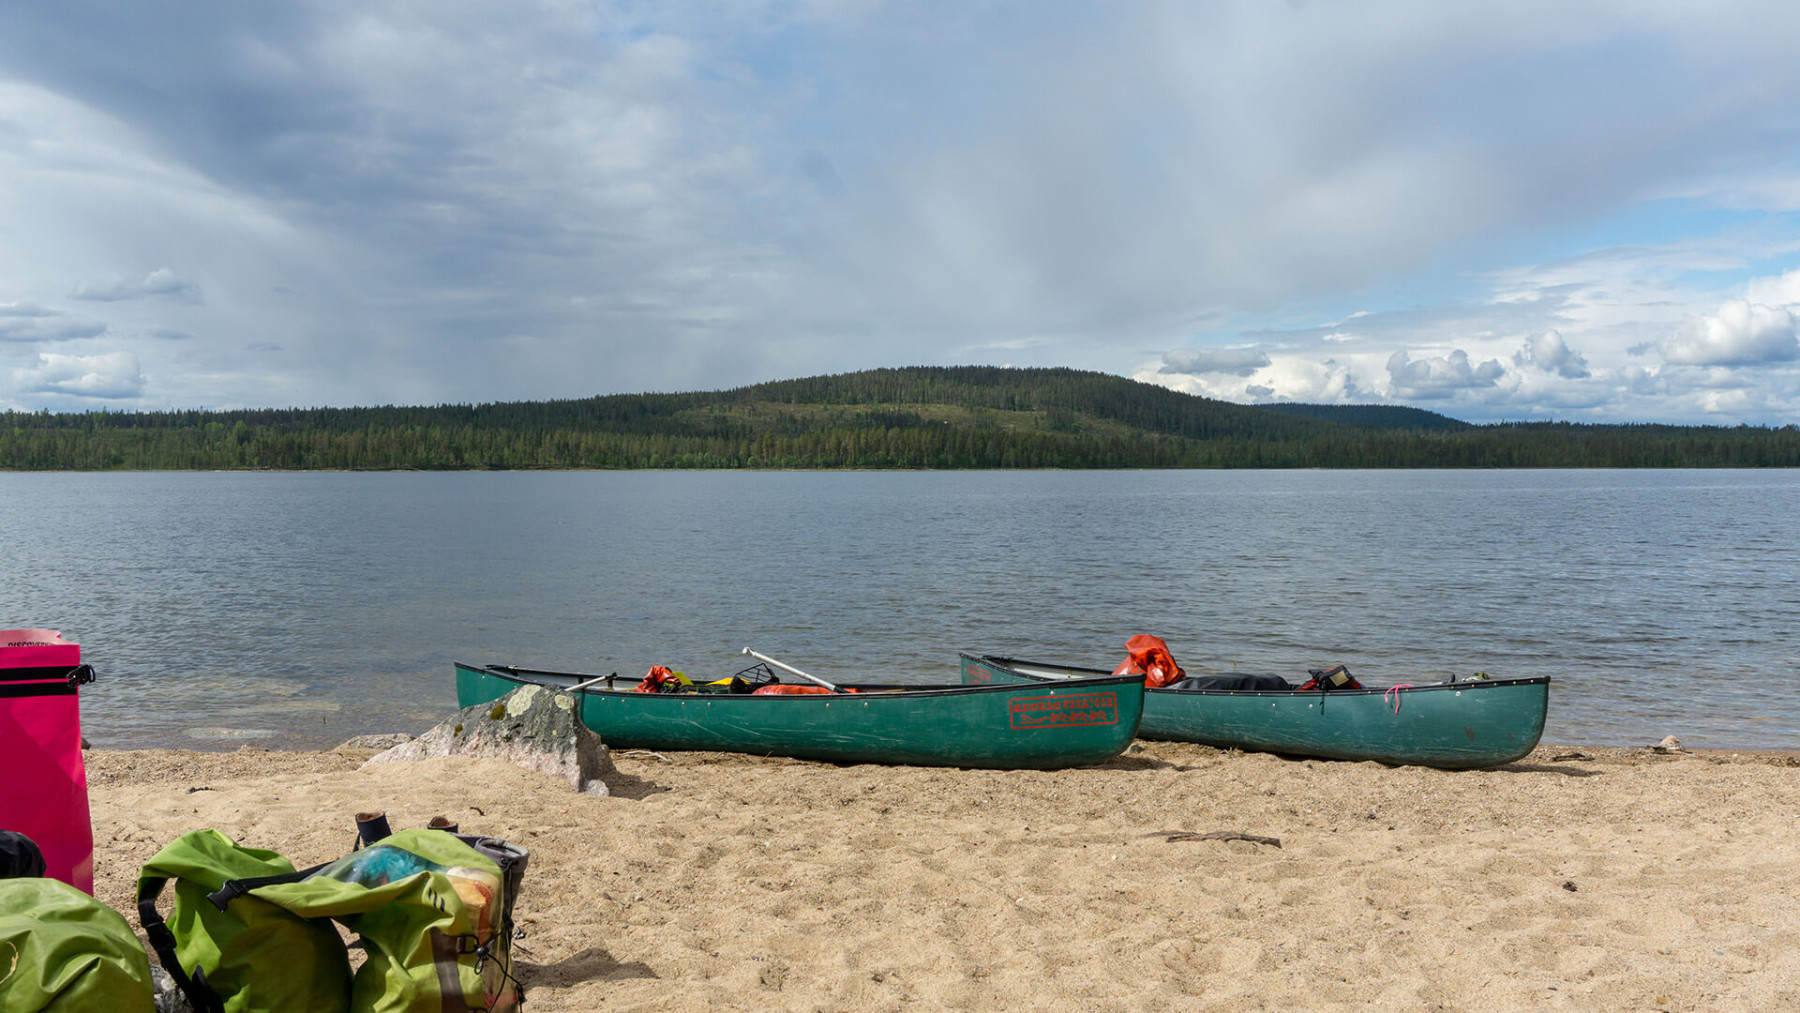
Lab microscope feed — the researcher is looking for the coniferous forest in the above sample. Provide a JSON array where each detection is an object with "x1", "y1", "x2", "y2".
[{"x1": 3, "y1": 366, "x2": 1796, "y2": 470}]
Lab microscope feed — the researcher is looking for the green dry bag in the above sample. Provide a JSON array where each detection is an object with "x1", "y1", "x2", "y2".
[
  {"x1": 138, "y1": 829, "x2": 353, "y2": 1013},
  {"x1": 0, "y1": 876, "x2": 156, "y2": 1012},
  {"x1": 206, "y1": 829, "x2": 522, "y2": 1013}
]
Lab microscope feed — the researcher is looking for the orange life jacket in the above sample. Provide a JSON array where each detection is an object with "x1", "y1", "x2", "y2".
[{"x1": 633, "y1": 665, "x2": 683, "y2": 693}]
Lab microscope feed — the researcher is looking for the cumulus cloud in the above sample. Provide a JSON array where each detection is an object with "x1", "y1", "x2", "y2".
[
  {"x1": 69, "y1": 268, "x2": 202, "y2": 303},
  {"x1": 1385, "y1": 349, "x2": 1506, "y2": 400},
  {"x1": 0, "y1": 303, "x2": 107, "y2": 342},
  {"x1": 1141, "y1": 352, "x2": 1362, "y2": 404},
  {"x1": 1744, "y1": 268, "x2": 1800, "y2": 308},
  {"x1": 1160, "y1": 347, "x2": 1271, "y2": 376},
  {"x1": 1660, "y1": 299, "x2": 1799, "y2": 366},
  {"x1": 1256, "y1": 356, "x2": 1364, "y2": 403},
  {"x1": 1622, "y1": 364, "x2": 1664, "y2": 397},
  {"x1": 14, "y1": 351, "x2": 145, "y2": 398},
  {"x1": 1513, "y1": 329, "x2": 1590, "y2": 378}
]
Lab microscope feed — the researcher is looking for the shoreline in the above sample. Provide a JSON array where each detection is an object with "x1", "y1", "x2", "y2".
[
  {"x1": 82, "y1": 736, "x2": 1800, "y2": 756},
  {"x1": 86, "y1": 742, "x2": 1800, "y2": 1012}
]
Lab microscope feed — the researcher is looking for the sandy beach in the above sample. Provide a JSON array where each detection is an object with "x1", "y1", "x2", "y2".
[{"x1": 87, "y1": 741, "x2": 1798, "y2": 1013}]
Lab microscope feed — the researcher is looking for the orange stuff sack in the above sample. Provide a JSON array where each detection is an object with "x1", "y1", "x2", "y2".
[
  {"x1": 749, "y1": 685, "x2": 861, "y2": 696},
  {"x1": 1112, "y1": 634, "x2": 1185, "y2": 689}
]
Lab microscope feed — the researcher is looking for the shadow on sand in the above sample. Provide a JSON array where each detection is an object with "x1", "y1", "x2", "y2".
[{"x1": 518, "y1": 946, "x2": 658, "y2": 987}]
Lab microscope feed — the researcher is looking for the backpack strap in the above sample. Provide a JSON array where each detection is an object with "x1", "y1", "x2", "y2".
[
  {"x1": 205, "y1": 861, "x2": 332, "y2": 911},
  {"x1": 137, "y1": 876, "x2": 228, "y2": 1013}
]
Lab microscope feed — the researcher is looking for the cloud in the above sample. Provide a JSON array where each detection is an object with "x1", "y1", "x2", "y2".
[
  {"x1": 1140, "y1": 353, "x2": 1362, "y2": 404},
  {"x1": 1744, "y1": 267, "x2": 1800, "y2": 307},
  {"x1": 14, "y1": 351, "x2": 145, "y2": 398},
  {"x1": 1386, "y1": 349, "x2": 1506, "y2": 400},
  {"x1": 1660, "y1": 299, "x2": 1799, "y2": 366},
  {"x1": 2, "y1": 2, "x2": 1800, "y2": 420},
  {"x1": 1160, "y1": 347, "x2": 1271, "y2": 376},
  {"x1": 0, "y1": 304, "x2": 107, "y2": 342},
  {"x1": 69, "y1": 268, "x2": 203, "y2": 303},
  {"x1": 1513, "y1": 329, "x2": 1590, "y2": 378},
  {"x1": 1242, "y1": 288, "x2": 1580, "y2": 348}
]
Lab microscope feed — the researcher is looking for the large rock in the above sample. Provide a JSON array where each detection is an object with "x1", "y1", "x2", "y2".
[
  {"x1": 364, "y1": 685, "x2": 612, "y2": 795},
  {"x1": 338, "y1": 733, "x2": 417, "y2": 751}
]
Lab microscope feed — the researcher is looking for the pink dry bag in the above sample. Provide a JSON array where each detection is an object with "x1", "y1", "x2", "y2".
[{"x1": 0, "y1": 628, "x2": 95, "y2": 893}]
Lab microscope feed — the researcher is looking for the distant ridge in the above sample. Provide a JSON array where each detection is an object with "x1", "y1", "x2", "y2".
[
  {"x1": 3, "y1": 365, "x2": 1796, "y2": 469},
  {"x1": 1254, "y1": 402, "x2": 1471, "y2": 431}
]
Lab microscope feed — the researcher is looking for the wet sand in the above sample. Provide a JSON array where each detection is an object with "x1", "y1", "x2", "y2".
[{"x1": 87, "y1": 741, "x2": 1800, "y2": 1012}]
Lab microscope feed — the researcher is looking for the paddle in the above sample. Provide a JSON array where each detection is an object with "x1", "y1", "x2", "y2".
[
  {"x1": 741, "y1": 647, "x2": 843, "y2": 693},
  {"x1": 565, "y1": 672, "x2": 617, "y2": 693}
]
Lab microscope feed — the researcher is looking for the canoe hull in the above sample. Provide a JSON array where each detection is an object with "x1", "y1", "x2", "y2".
[
  {"x1": 961, "y1": 654, "x2": 1548, "y2": 769},
  {"x1": 456, "y1": 662, "x2": 1145, "y2": 769}
]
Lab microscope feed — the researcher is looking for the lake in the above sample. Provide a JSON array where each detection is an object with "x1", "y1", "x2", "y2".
[{"x1": 3, "y1": 469, "x2": 1796, "y2": 751}]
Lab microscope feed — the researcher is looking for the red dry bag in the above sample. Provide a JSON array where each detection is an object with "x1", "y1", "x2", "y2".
[
  {"x1": 0, "y1": 629, "x2": 95, "y2": 893},
  {"x1": 1112, "y1": 634, "x2": 1186, "y2": 689}
]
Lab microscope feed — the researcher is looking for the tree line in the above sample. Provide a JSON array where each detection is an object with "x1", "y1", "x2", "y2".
[{"x1": 4, "y1": 366, "x2": 1796, "y2": 469}]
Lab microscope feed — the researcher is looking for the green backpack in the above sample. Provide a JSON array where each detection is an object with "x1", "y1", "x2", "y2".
[
  {"x1": 139, "y1": 829, "x2": 354, "y2": 1013},
  {"x1": 141, "y1": 828, "x2": 524, "y2": 1013},
  {"x1": 0, "y1": 876, "x2": 156, "y2": 1013}
]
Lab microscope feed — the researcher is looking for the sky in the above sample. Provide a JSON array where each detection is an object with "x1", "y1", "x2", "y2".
[{"x1": 3, "y1": 1, "x2": 1800, "y2": 424}]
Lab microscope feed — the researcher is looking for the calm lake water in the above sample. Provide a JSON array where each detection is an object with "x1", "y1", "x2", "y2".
[{"x1": 3, "y1": 470, "x2": 1796, "y2": 751}]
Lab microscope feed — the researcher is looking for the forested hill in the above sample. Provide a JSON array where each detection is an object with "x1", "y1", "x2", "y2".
[
  {"x1": 1257, "y1": 403, "x2": 1471, "y2": 431},
  {"x1": 3, "y1": 365, "x2": 1796, "y2": 469}
]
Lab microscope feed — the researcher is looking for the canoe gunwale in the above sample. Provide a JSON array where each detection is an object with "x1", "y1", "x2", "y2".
[
  {"x1": 463, "y1": 661, "x2": 1148, "y2": 701},
  {"x1": 968, "y1": 654, "x2": 1549, "y2": 697}
]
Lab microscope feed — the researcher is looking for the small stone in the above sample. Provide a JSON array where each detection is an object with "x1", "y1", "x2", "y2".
[
  {"x1": 1650, "y1": 735, "x2": 1685, "y2": 754},
  {"x1": 151, "y1": 966, "x2": 194, "y2": 1013},
  {"x1": 1562, "y1": 880, "x2": 1577, "y2": 892}
]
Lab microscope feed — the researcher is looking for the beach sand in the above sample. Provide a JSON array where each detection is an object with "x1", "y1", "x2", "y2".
[{"x1": 87, "y1": 741, "x2": 1799, "y2": 1013}]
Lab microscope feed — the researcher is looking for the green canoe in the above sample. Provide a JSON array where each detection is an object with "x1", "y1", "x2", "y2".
[
  {"x1": 456, "y1": 661, "x2": 1146, "y2": 769},
  {"x1": 960, "y1": 654, "x2": 1548, "y2": 769}
]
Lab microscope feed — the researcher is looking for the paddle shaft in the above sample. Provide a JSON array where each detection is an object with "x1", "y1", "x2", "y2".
[{"x1": 741, "y1": 648, "x2": 842, "y2": 693}]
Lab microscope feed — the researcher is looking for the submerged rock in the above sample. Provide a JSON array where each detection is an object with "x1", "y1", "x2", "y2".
[{"x1": 363, "y1": 685, "x2": 612, "y2": 795}]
